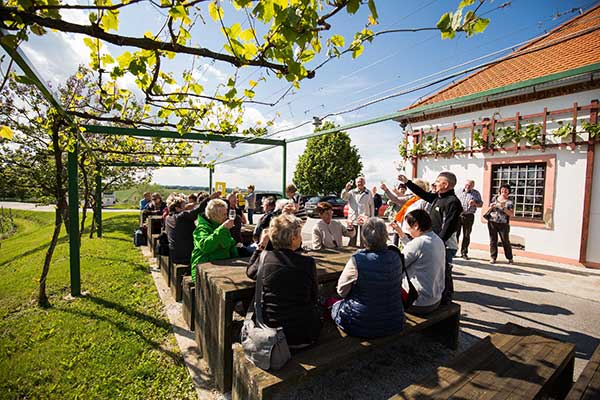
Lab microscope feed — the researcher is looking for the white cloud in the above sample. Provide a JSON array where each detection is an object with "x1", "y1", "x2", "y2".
[{"x1": 192, "y1": 64, "x2": 228, "y2": 83}]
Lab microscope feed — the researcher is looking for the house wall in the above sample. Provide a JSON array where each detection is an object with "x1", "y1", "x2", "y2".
[
  {"x1": 405, "y1": 89, "x2": 600, "y2": 263},
  {"x1": 587, "y1": 142, "x2": 600, "y2": 265}
]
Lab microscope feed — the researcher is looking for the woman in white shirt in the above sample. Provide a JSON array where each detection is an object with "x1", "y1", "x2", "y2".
[
  {"x1": 311, "y1": 202, "x2": 356, "y2": 249},
  {"x1": 391, "y1": 209, "x2": 446, "y2": 314}
]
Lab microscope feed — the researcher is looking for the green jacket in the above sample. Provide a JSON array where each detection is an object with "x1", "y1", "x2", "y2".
[{"x1": 190, "y1": 214, "x2": 239, "y2": 280}]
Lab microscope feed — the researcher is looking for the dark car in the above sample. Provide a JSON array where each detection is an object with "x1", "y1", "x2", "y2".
[
  {"x1": 254, "y1": 192, "x2": 283, "y2": 214},
  {"x1": 305, "y1": 196, "x2": 346, "y2": 218}
]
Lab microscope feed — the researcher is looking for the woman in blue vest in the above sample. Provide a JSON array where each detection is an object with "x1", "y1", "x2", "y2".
[{"x1": 331, "y1": 218, "x2": 405, "y2": 338}]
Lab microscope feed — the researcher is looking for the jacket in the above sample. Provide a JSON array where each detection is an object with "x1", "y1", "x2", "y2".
[
  {"x1": 190, "y1": 214, "x2": 239, "y2": 281},
  {"x1": 405, "y1": 181, "x2": 462, "y2": 243},
  {"x1": 333, "y1": 250, "x2": 405, "y2": 338},
  {"x1": 165, "y1": 203, "x2": 203, "y2": 265}
]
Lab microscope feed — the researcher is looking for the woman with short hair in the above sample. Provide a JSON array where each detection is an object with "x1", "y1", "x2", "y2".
[
  {"x1": 331, "y1": 218, "x2": 405, "y2": 338},
  {"x1": 390, "y1": 209, "x2": 446, "y2": 314},
  {"x1": 487, "y1": 184, "x2": 514, "y2": 264},
  {"x1": 246, "y1": 214, "x2": 322, "y2": 348},
  {"x1": 311, "y1": 202, "x2": 355, "y2": 250},
  {"x1": 190, "y1": 198, "x2": 238, "y2": 281}
]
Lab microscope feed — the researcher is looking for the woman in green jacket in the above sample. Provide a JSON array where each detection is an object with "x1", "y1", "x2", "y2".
[{"x1": 190, "y1": 198, "x2": 239, "y2": 281}]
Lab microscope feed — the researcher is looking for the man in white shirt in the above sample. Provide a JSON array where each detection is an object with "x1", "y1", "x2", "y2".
[{"x1": 341, "y1": 176, "x2": 374, "y2": 247}]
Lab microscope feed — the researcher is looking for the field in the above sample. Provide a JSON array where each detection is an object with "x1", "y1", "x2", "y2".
[{"x1": 0, "y1": 211, "x2": 196, "y2": 399}]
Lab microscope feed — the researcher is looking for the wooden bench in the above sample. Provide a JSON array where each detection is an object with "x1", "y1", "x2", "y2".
[
  {"x1": 566, "y1": 344, "x2": 600, "y2": 400},
  {"x1": 182, "y1": 276, "x2": 195, "y2": 331},
  {"x1": 232, "y1": 303, "x2": 461, "y2": 400},
  {"x1": 392, "y1": 322, "x2": 575, "y2": 400},
  {"x1": 146, "y1": 216, "x2": 162, "y2": 250},
  {"x1": 170, "y1": 263, "x2": 190, "y2": 302},
  {"x1": 195, "y1": 248, "x2": 356, "y2": 392},
  {"x1": 160, "y1": 255, "x2": 172, "y2": 287}
]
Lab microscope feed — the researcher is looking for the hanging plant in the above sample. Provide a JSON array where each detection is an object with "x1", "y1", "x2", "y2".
[
  {"x1": 410, "y1": 142, "x2": 425, "y2": 157},
  {"x1": 472, "y1": 129, "x2": 487, "y2": 150},
  {"x1": 582, "y1": 121, "x2": 600, "y2": 139},
  {"x1": 522, "y1": 123, "x2": 542, "y2": 145},
  {"x1": 398, "y1": 141, "x2": 408, "y2": 159},
  {"x1": 422, "y1": 135, "x2": 437, "y2": 154},
  {"x1": 452, "y1": 138, "x2": 465, "y2": 151},
  {"x1": 437, "y1": 137, "x2": 452, "y2": 154},
  {"x1": 493, "y1": 126, "x2": 519, "y2": 148},
  {"x1": 552, "y1": 121, "x2": 573, "y2": 139}
]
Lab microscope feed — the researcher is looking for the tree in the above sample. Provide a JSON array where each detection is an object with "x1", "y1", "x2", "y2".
[
  {"x1": 293, "y1": 121, "x2": 362, "y2": 195},
  {"x1": 0, "y1": 0, "x2": 491, "y2": 153}
]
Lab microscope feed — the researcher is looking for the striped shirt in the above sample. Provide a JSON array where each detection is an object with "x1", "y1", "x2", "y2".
[{"x1": 457, "y1": 188, "x2": 483, "y2": 214}]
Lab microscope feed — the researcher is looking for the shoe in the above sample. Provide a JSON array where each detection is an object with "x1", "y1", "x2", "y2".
[
  {"x1": 490, "y1": 259, "x2": 496, "y2": 264},
  {"x1": 462, "y1": 254, "x2": 469, "y2": 260},
  {"x1": 507, "y1": 259, "x2": 514, "y2": 264}
]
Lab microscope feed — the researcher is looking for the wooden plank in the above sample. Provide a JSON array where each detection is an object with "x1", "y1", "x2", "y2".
[
  {"x1": 170, "y1": 264, "x2": 190, "y2": 302},
  {"x1": 566, "y1": 344, "x2": 600, "y2": 400}
]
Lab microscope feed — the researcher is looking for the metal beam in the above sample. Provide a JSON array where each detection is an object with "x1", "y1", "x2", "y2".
[
  {"x1": 282, "y1": 143, "x2": 287, "y2": 196},
  {"x1": 67, "y1": 137, "x2": 81, "y2": 296},
  {"x1": 83, "y1": 125, "x2": 286, "y2": 146},
  {"x1": 209, "y1": 167, "x2": 214, "y2": 194},
  {"x1": 96, "y1": 173, "x2": 102, "y2": 238},
  {"x1": 100, "y1": 162, "x2": 208, "y2": 168}
]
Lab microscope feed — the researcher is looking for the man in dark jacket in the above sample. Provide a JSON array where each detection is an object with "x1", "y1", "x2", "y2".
[
  {"x1": 253, "y1": 196, "x2": 276, "y2": 243},
  {"x1": 399, "y1": 172, "x2": 462, "y2": 304}
]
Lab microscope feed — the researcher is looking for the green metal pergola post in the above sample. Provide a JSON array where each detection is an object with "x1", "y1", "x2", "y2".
[
  {"x1": 96, "y1": 172, "x2": 102, "y2": 238},
  {"x1": 282, "y1": 142, "x2": 287, "y2": 195},
  {"x1": 67, "y1": 138, "x2": 81, "y2": 296},
  {"x1": 209, "y1": 167, "x2": 214, "y2": 194}
]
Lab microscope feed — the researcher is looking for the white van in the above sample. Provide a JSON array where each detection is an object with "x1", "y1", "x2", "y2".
[{"x1": 102, "y1": 192, "x2": 116, "y2": 206}]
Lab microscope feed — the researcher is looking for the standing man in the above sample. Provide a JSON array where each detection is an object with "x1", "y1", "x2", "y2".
[
  {"x1": 456, "y1": 180, "x2": 483, "y2": 260},
  {"x1": 372, "y1": 186, "x2": 383, "y2": 217},
  {"x1": 244, "y1": 185, "x2": 256, "y2": 225},
  {"x1": 341, "y1": 176, "x2": 374, "y2": 247},
  {"x1": 398, "y1": 172, "x2": 462, "y2": 304}
]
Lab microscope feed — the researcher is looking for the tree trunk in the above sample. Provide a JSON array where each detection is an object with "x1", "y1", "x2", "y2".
[{"x1": 38, "y1": 207, "x2": 63, "y2": 307}]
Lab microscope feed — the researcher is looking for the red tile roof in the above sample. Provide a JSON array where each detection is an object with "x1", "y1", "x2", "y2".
[{"x1": 408, "y1": 4, "x2": 600, "y2": 109}]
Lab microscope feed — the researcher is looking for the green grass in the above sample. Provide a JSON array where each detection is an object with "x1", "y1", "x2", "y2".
[{"x1": 0, "y1": 211, "x2": 196, "y2": 399}]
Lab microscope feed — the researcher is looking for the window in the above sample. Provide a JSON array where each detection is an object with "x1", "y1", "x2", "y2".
[{"x1": 491, "y1": 163, "x2": 546, "y2": 221}]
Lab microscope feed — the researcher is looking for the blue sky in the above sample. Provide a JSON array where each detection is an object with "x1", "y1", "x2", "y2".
[{"x1": 7, "y1": 0, "x2": 598, "y2": 191}]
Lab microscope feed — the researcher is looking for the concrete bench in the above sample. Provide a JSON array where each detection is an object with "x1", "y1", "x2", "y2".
[
  {"x1": 566, "y1": 344, "x2": 600, "y2": 400},
  {"x1": 182, "y1": 276, "x2": 195, "y2": 331},
  {"x1": 150, "y1": 234, "x2": 160, "y2": 257},
  {"x1": 160, "y1": 255, "x2": 172, "y2": 287},
  {"x1": 170, "y1": 263, "x2": 190, "y2": 302},
  {"x1": 232, "y1": 303, "x2": 461, "y2": 400},
  {"x1": 393, "y1": 322, "x2": 575, "y2": 400}
]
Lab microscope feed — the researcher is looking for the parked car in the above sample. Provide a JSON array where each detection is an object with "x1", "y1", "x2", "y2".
[
  {"x1": 102, "y1": 192, "x2": 116, "y2": 206},
  {"x1": 254, "y1": 192, "x2": 283, "y2": 214},
  {"x1": 343, "y1": 203, "x2": 389, "y2": 218},
  {"x1": 305, "y1": 196, "x2": 346, "y2": 218}
]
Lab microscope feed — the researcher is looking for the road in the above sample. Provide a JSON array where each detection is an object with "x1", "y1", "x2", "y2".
[{"x1": 0, "y1": 201, "x2": 139, "y2": 212}]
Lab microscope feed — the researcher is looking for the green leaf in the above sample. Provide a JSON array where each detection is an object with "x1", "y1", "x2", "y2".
[
  {"x1": 116, "y1": 52, "x2": 132, "y2": 68},
  {"x1": 436, "y1": 12, "x2": 452, "y2": 31},
  {"x1": 346, "y1": 0, "x2": 360, "y2": 14},
  {"x1": 367, "y1": 0, "x2": 378, "y2": 21},
  {"x1": 351, "y1": 44, "x2": 364, "y2": 59},
  {"x1": 244, "y1": 89, "x2": 255, "y2": 99},
  {"x1": 239, "y1": 28, "x2": 255, "y2": 41},
  {"x1": 101, "y1": 54, "x2": 114, "y2": 65},
  {"x1": 208, "y1": 1, "x2": 223, "y2": 21},
  {"x1": 0, "y1": 126, "x2": 14, "y2": 140},
  {"x1": 30, "y1": 24, "x2": 46, "y2": 36},
  {"x1": 298, "y1": 49, "x2": 315, "y2": 62},
  {"x1": 329, "y1": 34, "x2": 345, "y2": 47},
  {"x1": 472, "y1": 17, "x2": 490, "y2": 34},
  {"x1": 458, "y1": 0, "x2": 475, "y2": 9},
  {"x1": 100, "y1": 10, "x2": 119, "y2": 32}
]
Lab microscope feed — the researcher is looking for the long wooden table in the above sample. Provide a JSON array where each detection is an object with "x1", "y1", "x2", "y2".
[{"x1": 194, "y1": 247, "x2": 355, "y2": 392}]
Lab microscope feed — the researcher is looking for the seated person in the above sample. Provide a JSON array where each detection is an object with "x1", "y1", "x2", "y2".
[
  {"x1": 331, "y1": 218, "x2": 405, "y2": 338},
  {"x1": 139, "y1": 191, "x2": 151, "y2": 210},
  {"x1": 390, "y1": 209, "x2": 446, "y2": 314},
  {"x1": 165, "y1": 193, "x2": 209, "y2": 265},
  {"x1": 246, "y1": 215, "x2": 322, "y2": 348},
  {"x1": 143, "y1": 192, "x2": 167, "y2": 216},
  {"x1": 227, "y1": 192, "x2": 247, "y2": 243},
  {"x1": 274, "y1": 198, "x2": 296, "y2": 215},
  {"x1": 253, "y1": 196, "x2": 276, "y2": 244},
  {"x1": 311, "y1": 201, "x2": 355, "y2": 250},
  {"x1": 190, "y1": 198, "x2": 239, "y2": 281}
]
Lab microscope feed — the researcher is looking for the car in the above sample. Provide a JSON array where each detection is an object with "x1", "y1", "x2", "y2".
[
  {"x1": 304, "y1": 196, "x2": 346, "y2": 218},
  {"x1": 254, "y1": 192, "x2": 283, "y2": 214},
  {"x1": 343, "y1": 203, "x2": 389, "y2": 218}
]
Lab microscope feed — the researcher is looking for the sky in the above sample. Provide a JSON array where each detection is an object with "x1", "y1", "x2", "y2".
[{"x1": 4, "y1": 0, "x2": 598, "y2": 192}]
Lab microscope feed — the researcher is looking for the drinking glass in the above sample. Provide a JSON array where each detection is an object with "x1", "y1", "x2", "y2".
[{"x1": 228, "y1": 209, "x2": 236, "y2": 220}]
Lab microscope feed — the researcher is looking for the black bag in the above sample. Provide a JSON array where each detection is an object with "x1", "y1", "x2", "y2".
[
  {"x1": 134, "y1": 229, "x2": 146, "y2": 246},
  {"x1": 387, "y1": 245, "x2": 419, "y2": 309}
]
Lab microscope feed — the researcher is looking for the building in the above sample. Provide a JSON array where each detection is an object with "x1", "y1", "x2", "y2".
[{"x1": 394, "y1": 5, "x2": 600, "y2": 268}]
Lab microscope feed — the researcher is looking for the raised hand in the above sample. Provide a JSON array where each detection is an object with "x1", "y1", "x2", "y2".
[{"x1": 397, "y1": 174, "x2": 408, "y2": 184}]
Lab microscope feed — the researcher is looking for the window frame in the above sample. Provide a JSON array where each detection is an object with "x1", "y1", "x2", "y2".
[{"x1": 482, "y1": 154, "x2": 556, "y2": 230}]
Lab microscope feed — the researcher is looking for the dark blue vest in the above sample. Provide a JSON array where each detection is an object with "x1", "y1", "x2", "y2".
[{"x1": 334, "y1": 250, "x2": 405, "y2": 338}]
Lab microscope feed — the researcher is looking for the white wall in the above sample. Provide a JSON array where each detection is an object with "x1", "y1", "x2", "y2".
[
  {"x1": 587, "y1": 143, "x2": 600, "y2": 264},
  {"x1": 406, "y1": 89, "x2": 600, "y2": 261}
]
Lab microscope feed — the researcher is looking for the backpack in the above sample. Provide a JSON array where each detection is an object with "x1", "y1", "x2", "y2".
[{"x1": 134, "y1": 228, "x2": 147, "y2": 247}]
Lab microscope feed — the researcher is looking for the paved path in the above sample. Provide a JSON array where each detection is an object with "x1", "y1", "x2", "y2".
[{"x1": 0, "y1": 201, "x2": 138, "y2": 212}]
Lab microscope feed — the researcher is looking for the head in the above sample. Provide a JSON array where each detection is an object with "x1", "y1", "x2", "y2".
[
  {"x1": 499, "y1": 184, "x2": 511, "y2": 197},
  {"x1": 262, "y1": 196, "x2": 276, "y2": 213},
  {"x1": 404, "y1": 209, "x2": 433, "y2": 238},
  {"x1": 397, "y1": 182, "x2": 407, "y2": 195},
  {"x1": 464, "y1": 180, "x2": 475, "y2": 192},
  {"x1": 188, "y1": 193, "x2": 198, "y2": 203},
  {"x1": 269, "y1": 214, "x2": 303, "y2": 250},
  {"x1": 167, "y1": 193, "x2": 187, "y2": 213},
  {"x1": 355, "y1": 176, "x2": 366, "y2": 191},
  {"x1": 247, "y1": 185, "x2": 255, "y2": 193},
  {"x1": 431, "y1": 182, "x2": 437, "y2": 193},
  {"x1": 205, "y1": 199, "x2": 229, "y2": 224},
  {"x1": 412, "y1": 178, "x2": 430, "y2": 193},
  {"x1": 275, "y1": 199, "x2": 295, "y2": 214},
  {"x1": 197, "y1": 192, "x2": 209, "y2": 203},
  {"x1": 316, "y1": 201, "x2": 333, "y2": 223},
  {"x1": 434, "y1": 171, "x2": 457, "y2": 194},
  {"x1": 285, "y1": 184, "x2": 297, "y2": 199},
  {"x1": 151, "y1": 192, "x2": 162, "y2": 206},
  {"x1": 227, "y1": 192, "x2": 237, "y2": 208},
  {"x1": 361, "y1": 217, "x2": 388, "y2": 251},
  {"x1": 143, "y1": 192, "x2": 152, "y2": 201}
]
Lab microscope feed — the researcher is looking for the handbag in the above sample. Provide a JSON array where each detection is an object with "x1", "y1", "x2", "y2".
[
  {"x1": 240, "y1": 251, "x2": 291, "y2": 371},
  {"x1": 388, "y1": 245, "x2": 419, "y2": 309}
]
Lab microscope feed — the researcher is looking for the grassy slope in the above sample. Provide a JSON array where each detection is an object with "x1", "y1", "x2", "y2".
[{"x1": 0, "y1": 211, "x2": 196, "y2": 399}]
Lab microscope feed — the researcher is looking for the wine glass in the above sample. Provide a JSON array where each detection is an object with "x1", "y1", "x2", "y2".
[{"x1": 228, "y1": 209, "x2": 236, "y2": 220}]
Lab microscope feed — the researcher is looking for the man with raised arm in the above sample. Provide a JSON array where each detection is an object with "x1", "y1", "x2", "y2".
[
  {"x1": 398, "y1": 172, "x2": 462, "y2": 304},
  {"x1": 341, "y1": 176, "x2": 374, "y2": 247}
]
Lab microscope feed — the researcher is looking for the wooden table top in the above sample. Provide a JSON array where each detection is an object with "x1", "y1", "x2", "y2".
[{"x1": 198, "y1": 247, "x2": 356, "y2": 295}]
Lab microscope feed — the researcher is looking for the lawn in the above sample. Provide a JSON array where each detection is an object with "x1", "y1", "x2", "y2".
[{"x1": 0, "y1": 211, "x2": 196, "y2": 399}]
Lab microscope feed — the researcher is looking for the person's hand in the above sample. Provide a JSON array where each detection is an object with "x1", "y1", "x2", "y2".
[
  {"x1": 390, "y1": 221, "x2": 404, "y2": 237},
  {"x1": 371, "y1": 186, "x2": 377, "y2": 195},
  {"x1": 397, "y1": 174, "x2": 408, "y2": 184},
  {"x1": 345, "y1": 181, "x2": 353, "y2": 191},
  {"x1": 469, "y1": 199, "x2": 476, "y2": 207},
  {"x1": 221, "y1": 219, "x2": 235, "y2": 230},
  {"x1": 210, "y1": 191, "x2": 221, "y2": 199},
  {"x1": 380, "y1": 183, "x2": 388, "y2": 192},
  {"x1": 259, "y1": 229, "x2": 270, "y2": 248}
]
